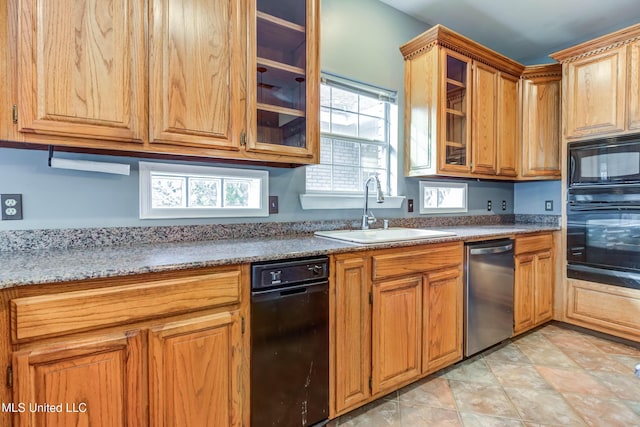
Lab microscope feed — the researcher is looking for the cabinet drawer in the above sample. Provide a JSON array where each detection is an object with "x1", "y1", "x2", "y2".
[
  {"x1": 515, "y1": 233, "x2": 553, "y2": 255},
  {"x1": 372, "y1": 243, "x2": 463, "y2": 281},
  {"x1": 11, "y1": 269, "x2": 242, "y2": 342}
]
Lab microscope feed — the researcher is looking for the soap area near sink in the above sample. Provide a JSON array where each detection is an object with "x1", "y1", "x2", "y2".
[{"x1": 314, "y1": 227, "x2": 456, "y2": 243}]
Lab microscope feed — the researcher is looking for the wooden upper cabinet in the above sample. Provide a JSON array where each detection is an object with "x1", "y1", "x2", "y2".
[
  {"x1": 401, "y1": 24, "x2": 543, "y2": 181},
  {"x1": 17, "y1": 0, "x2": 146, "y2": 142},
  {"x1": 471, "y1": 62, "x2": 498, "y2": 175},
  {"x1": 552, "y1": 23, "x2": 640, "y2": 139},
  {"x1": 149, "y1": 0, "x2": 245, "y2": 151},
  {"x1": 629, "y1": 40, "x2": 640, "y2": 131},
  {"x1": 565, "y1": 47, "x2": 627, "y2": 138},
  {"x1": 497, "y1": 73, "x2": 519, "y2": 177},
  {"x1": 520, "y1": 65, "x2": 561, "y2": 178},
  {"x1": 246, "y1": 0, "x2": 320, "y2": 160}
]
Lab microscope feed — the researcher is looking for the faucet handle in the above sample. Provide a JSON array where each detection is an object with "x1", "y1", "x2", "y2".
[{"x1": 367, "y1": 211, "x2": 377, "y2": 226}]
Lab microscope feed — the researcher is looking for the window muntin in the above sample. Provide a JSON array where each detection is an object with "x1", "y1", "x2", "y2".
[
  {"x1": 306, "y1": 75, "x2": 396, "y2": 195},
  {"x1": 140, "y1": 162, "x2": 268, "y2": 218}
]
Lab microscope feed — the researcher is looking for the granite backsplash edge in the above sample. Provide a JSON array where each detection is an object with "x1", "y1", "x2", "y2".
[{"x1": 0, "y1": 214, "x2": 560, "y2": 252}]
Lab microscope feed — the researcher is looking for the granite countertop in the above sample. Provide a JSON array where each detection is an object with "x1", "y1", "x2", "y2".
[{"x1": 0, "y1": 224, "x2": 559, "y2": 289}]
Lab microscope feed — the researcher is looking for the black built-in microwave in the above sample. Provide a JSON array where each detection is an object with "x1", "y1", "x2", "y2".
[{"x1": 568, "y1": 134, "x2": 640, "y2": 188}]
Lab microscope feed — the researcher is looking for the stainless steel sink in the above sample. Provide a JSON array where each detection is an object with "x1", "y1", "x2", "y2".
[{"x1": 314, "y1": 227, "x2": 456, "y2": 244}]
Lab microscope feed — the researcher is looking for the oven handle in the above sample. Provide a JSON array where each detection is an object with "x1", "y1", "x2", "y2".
[
  {"x1": 251, "y1": 281, "x2": 328, "y2": 302},
  {"x1": 469, "y1": 243, "x2": 513, "y2": 255},
  {"x1": 568, "y1": 204, "x2": 640, "y2": 211}
]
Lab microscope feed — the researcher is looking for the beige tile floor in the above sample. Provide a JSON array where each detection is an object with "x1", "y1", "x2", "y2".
[{"x1": 330, "y1": 323, "x2": 640, "y2": 426}]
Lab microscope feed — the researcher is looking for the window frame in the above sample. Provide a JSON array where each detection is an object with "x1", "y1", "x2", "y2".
[
  {"x1": 419, "y1": 181, "x2": 468, "y2": 214},
  {"x1": 139, "y1": 161, "x2": 269, "y2": 219}
]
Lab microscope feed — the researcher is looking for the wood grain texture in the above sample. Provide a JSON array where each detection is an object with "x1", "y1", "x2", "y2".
[
  {"x1": 471, "y1": 62, "x2": 498, "y2": 175},
  {"x1": 520, "y1": 71, "x2": 561, "y2": 177},
  {"x1": 551, "y1": 22, "x2": 640, "y2": 63},
  {"x1": 565, "y1": 46, "x2": 627, "y2": 138},
  {"x1": 514, "y1": 253, "x2": 535, "y2": 334},
  {"x1": 422, "y1": 268, "x2": 462, "y2": 374},
  {"x1": 629, "y1": 40, "x2": 640, "y2": 130},
  {"x1": 149, "y1": 311, "x2": 242, "y2": 427},
  {"x1": 496, "y1": 73, "x2": 519, "y2": 177},
  {"x1": 372, "y1": 242, "x2": 463, "y2": 281},
  {"x1": 149, "y1": 0, "x2": 242, "y2": 149},
  {"x1": 333, "y1": 255, "x2": 371, "y2": 416},
  {"x1": 515, "y1": 233, "x2": 553, "y2": 256},
  {"x1": 371, "y1": 276, "x2": 421, "y2": 396},
  {"x1": 11, "y1": 269, "x2": 241, "y2": 342},
  {"x1": 534, "y1": 251, "x2": 554, "y2": 324},
  {"x1": 566, "y1": 279, "x2": 640, "y2": 341},
  {"x1": 18, "y1": 0, "x2": 146, "y2": 142},
  {"x1": 13, "y1": 330, "x2": 144, "y2": 427}
]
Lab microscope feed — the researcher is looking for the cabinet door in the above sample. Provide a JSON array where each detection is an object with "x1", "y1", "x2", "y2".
[
  {"x1": 12, "y1": 331, "x2": 144, "y2": 427},
  {"x1": 496, "y1": 73, "x2": 519, "y2": 177},
  {"x1": 521, "y1": 77, "x2": 561, "y2": 177},
  {"x1": 514, "y1": 254, "x2": 535, "y2": 334},
  {"x1": 333, "y1": 255, "x2": 371, "y2": 415},
  {"x1": 422, "y1": 268, "x2": 463, "y2": 375},
  {"x1": 629, "y1": 40, "x2": 640, "y2": 130},
  {"x1": 371, "y1": 276, "x2": 421, "y2": 396},
  {"x1": 247, "y1": 0, "x2": 320, "y2": 160},
  {"x1": 565, "y1": 46, "x2": 627, "y2": 138},
  {"x1": 149, "y1": 0, "x2": 245, "y2": 150},
  {"x1": 534, "y1": 251, "x2": 554, "y2": 325},
  {"x1": 149, "y1": 311, "x2": 243, "y2": 427},
  {"x1": 17, "y1": 0, "x2": 146, "y2": 142},
  {"x1": 471, "y1": 62, "x2": 498, "y2": 175},
  {"x1": 440, "y1": 49, "x2": 472, "y2": 173}
]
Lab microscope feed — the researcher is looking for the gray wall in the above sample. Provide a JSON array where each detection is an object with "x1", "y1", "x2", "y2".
[
  {"x1": 0, "y1": 0, "x2": 540, "y2": 231},
  {"x1": 514, "y1": 181, "x2": 562, "y2": 215}
]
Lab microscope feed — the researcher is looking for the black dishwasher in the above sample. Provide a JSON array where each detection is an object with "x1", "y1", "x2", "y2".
[{"x1": 250, "y1": 256, "x2": 329, "y2": 427}]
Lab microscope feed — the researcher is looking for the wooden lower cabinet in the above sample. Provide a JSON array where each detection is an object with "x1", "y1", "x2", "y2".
[
  {"x1": 5, "y1": 266, "x2": 247, "y2": 427},
  {"x1": 371, "y1": 276, "x2": 422, "y2": 395},
  {"x1": 149, "y1": 311, "x2": 243, "y2": 427},
  {"x1": 566, "y1": 279, "x2": 640, "y2": 341},
  {"x1": 12, "y1": 331, "x2": 145, "y2": 427},
  {"x1": 514, "y1": 234, "x2": 554, "y2": 335},
  {"x1": 332, "y1": 243, "x2": 463, "y2": 417},
  {"x1": 332, "y1": 255, "x2": 371, "y2": 415},
  {"x1": 422, "y1": 268, "x2": 463, "y2": 374}
]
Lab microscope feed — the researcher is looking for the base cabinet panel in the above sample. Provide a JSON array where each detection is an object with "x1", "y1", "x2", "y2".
[
  {"x1": 371, "y1": 276, "x2": 422, "y2": 396},
  {"x1": 149, "y1": 311, "x2": 243, "y2": 427},
  {"x1": 333, "y1": 255, "x2": 371, "y2": 415},
  {"x1": 12, "y1": 331, "x2": 144, "y2": 427},
  {"x1": 422, "y1": 268, "x2": 463, "y2": 374}
]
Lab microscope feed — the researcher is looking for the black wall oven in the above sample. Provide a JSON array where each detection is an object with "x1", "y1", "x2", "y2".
[{"x1": 567, "y1": 135, "x2": 640, "y2": 289}]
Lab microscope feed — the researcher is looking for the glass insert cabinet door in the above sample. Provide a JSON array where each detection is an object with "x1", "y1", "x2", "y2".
[
  {"x1": 248, "y1": 0, "x2": 320, "y2": 160},
  {"x1": 441, "y1": 49, "x2": 471, "y2": 171}
]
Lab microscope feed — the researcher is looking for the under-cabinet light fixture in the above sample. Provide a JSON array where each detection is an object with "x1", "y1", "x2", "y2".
[{"x1": 48, "y1": 146, "x2": 130, "y2": 176}]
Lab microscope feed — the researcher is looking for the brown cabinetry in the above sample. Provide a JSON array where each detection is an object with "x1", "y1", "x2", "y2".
[
  {"x1": 520, "y1": 65, "x2": 562, "y2": 178},
  {"x1": 514, "y1": 233, "x2": 554, "y2": 335},
  {"x1": 552, "y1": 23, "x2": 640, "y2": 139},
  {"x1": 402, "y1": 24, "x2": 559, "y2": 181},
  {"x1": 5, "y1": 266, "x2": 247, "y2": 427},
  {"x1": 331, "y1": 242, "x2": 463, "y2": 417},
  {"x1": 7, "y1": 0, "x2": 319, "y2": 164}
]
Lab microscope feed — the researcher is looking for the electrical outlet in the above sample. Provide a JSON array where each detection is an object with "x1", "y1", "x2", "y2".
[
  {"x1": 407, "y1": 199, "x2": 414, "y2": 213},
  {"x1": 501, "y1": 200, "x2": 507, "y2": 211},
  {"x1": 1, "y1": 194, "x2": 23, "y2": 220},
  {"x1": 268, "y1": 196, "x2": 279, "y2": 214},
  {"x1": 545, "y1": 200, "x2": 554, "y2": 211},
  {"x1": 487, "y1": 200, "x2": 492, "y2": 211}
]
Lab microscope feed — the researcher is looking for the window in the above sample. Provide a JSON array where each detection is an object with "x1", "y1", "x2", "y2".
[
  {"x1": 305, "y1": 74, "x2": 397, "y2": 196},
  {"x1": 419, "y1": 181, "x2": 468, "y2": 214},
  {"x1": 139, "y1": 162, "x2": 268, "y2": 219}
]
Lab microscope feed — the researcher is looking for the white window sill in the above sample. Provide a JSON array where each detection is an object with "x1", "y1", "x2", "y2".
[{"x1": 299, "y1": 194, "x2": 405, "y2": 210}]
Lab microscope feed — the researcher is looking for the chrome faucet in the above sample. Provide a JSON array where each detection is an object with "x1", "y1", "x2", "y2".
[{"x1": 362, "y1": 175, "x2": 385, "y2": 230}]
